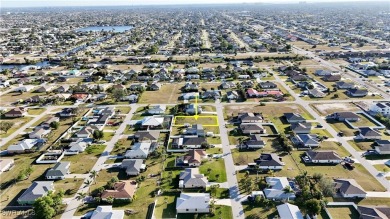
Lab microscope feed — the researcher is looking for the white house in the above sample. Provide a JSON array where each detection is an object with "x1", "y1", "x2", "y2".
[
  {"x1": 263, "y1": 177, "x2": 295, "y2": 200},
  {"x1": 176, "y1": 193, "x2": 210, "y2": 214},
  {"x1": 147, "y1": 105, "x2": 166, "y2": 115},
  {"x1": 91, "y1": 206, "x2": 124, "y2": 219},
  {"x1": 0, "y1": 159, "x2": 14, "y2": 173},
  {"x1": 68, "y1": 141, "x2": 88, "y2": 153},
  {"x1": 370, "y1": 102, "x2": 390, "y2": 116},
  {"x1": 124, "y1": 142, "x2": 153, "y2": 159},
  {"x1": 14, "y1": 85, "x2": 35, "y2": 92},
  {"x1": 7, "y1": 139, "x2": 41, "y2": 153},
  {"x1": 276, "y1": 203, "x2": 304, "y2": 219}
]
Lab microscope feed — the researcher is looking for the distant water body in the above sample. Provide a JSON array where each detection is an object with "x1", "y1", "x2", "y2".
[{"x1": 75, "y1": 26, "x2": 133, "y2": 33}]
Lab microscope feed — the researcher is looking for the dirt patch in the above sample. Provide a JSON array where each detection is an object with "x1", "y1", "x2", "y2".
[{"x1": 311, "y1": 103, "x2": 360, "y2": 116}]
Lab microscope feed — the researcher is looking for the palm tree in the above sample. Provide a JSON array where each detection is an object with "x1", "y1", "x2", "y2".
[
  {"x1": 283, "y1": 186, "x2": 294, "y2": 202},
  {"x1": 76, "y1": 192, "x2": 87, "y2": 204},
  {"x1": 89, "y1": 170, "x2": 98, "y2": 183}
]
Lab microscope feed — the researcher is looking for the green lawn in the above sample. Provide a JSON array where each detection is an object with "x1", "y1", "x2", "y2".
[
  {"x1": 242, "y1": 203, "x2": 278, "y2": 219},
  {"x1": 207, "y1": 136, "x2": 221, "y2": 145},
  {"x1": 326, "y1": 206, "x2": 359, "y2": 219},
  {"x1": 154, "y1": 193, "x2": 179, "y2": 219},
  {"x1": 373, "y1": 164, "x2": 390, "y2": 173},
  {"x1": 27, "y1": 108, "x2": 46, "y2": 115},
  {"x1": 199, "y1": 159, "x2": 227, "y2": 183},
  {"x1": 327, "y1": 119, "x2": 357, "y2": 137},
  {"x1": 348, "y1": 140, "x2": 374, "y2": 151},
  {"x1": 115, "y1": 106, "x2": 131, "y2": 114},
  {"x1": 0, "y1": 116, "x2": 33, "y2": 138},
  {"x1": 54, "y1": 178, "x2": 84, "y2": 198},
  {"x1": 177, "y1": 206, "x2": 233, "y2": 219},
  {"x1": 349, "y1": 114, "x2": 377, "y2": 127},
  {"x1": 206, "y1": 187, "x2": 230, "y2": 199},
  {"x1": 174, "y1": 116, "x2": 219, "y2": 126},
  {"x1": 62, "y1": 145, "x2": 105, "y2": 174}
]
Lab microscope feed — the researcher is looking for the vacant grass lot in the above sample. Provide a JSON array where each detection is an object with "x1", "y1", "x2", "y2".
[
  {"x1": 154, "y1": 193, "x2": 179, "y2": 219},
  {"x1": 291, "y1": 151, "x2": 385, "y2": 191},
  {"x1": 174, "y1": 116, "x2": 219, "y2": 126},
  {"x1": 139, "y1": 83, "x2": 182, "y2": 104},
  {"x1": 27, "y1": 108, "x2": 46, "y2": 115},
  {"x1": 199, "y1": 158, "x2": 227, "y2": 183},
  {"x1": 0, "y1": 116, "x2": 33, "y2": 138},
  {"x1": 348, "y1": 140, "x2": 374, "y2": 151},
  {"x1": 327, "y1": 206, "x2": 359, "y2": 219},
  {"x1": 62, "y1": 144, "x2": 105, "y2": 174},
  {"x1": 327, "y1": 119, "x2": 357, "y2": 137}
]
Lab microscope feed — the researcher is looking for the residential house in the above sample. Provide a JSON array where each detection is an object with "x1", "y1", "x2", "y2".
[
  {"x1": 308, "y1": 88, "x2": 326, "y2": 98},
  {"x1": 101, "y1": 180, "x2": 137, "y2": 201},
  {"x1": 68, "y1": 141, "x2": 88, "y2": 153},
  {"x1": 284, "y1": 113, "x2": 306, "y2": 123},
  {"x1": 148, "y1": 83, "x2": 161, "y2": 91},
  {"x1": 327, "y1": 112, "x2": 360, "y2": 121},
  {"x1": 180, "y1": 92, "x2": 199, "y2": 100},
  {"x1": 121, "y1": 94, "x2": 138, "y2": 103},
  {"x1": 59, "y1": 108, "x2": 74, "y2": 118},
  {"x1": 238, "y1": 113, "x2": 263, "y2": 123},
  {"x1": 147, "y1": 105, "x2": 166, "y2": 115},
  {"x1": 183, "y1": 83, "x2": 199, "y2": 92},
  {"x1": 185, "y1": 104, "x2": 202, "y2": 115},
  {"x1": 264, "y1": 177, "x2": 295, "y2": 200},
  {"x1": 259, "y1": 81, "x2": 277, "y2": 89},
  {"x1": 54, "y1": 85, "x2": 70, "y2": 93},
  {"x1": 294, "y1": 134, "x2": 320, "y2": 148},
  {"x1": 305, "y1": 150, "x2": 342, "y2": 164},
  {"x1": 334, "y1": 179, "x2": 367, "y2": 198},
  {"x1": 374, "y1": 140, "x2": 390, "y2": 155},
  {"x1": 0, "y1": 159, "x2": 14, "y2": 173},
  {"x1": 357, "y1": 127, "x2": 382, "y2": 140},
  {"x1": 176, "y1": 193, "x2": 210, "y2": 214},
  {"x1": 4, "y1": 107, "x2": 27, "y2": 118},
  {"x1": 36, "y1": 85, "x2": 55, "y2": 93},
  {"x1": 240, "y1": 123, "x2": 266, "y2": 135},
  {"x1": 29, "y1": 127, "x2": 51, "y2": 139},
  {"x1": 179, "y1": 168, "x2": 208, "y2": 189},
  {"x1": 45, "y1": 162, "x2": 70, "y2": 180},
  {"x1": 370, "y1": 102, "x2": 390, "y2": 116},
  {"x1": 254, "y1": 153, "x2": 285, "y2": 170},
  {"x1": 133, "y1": 131, "x2": 160, "y2": 143},
  {"x1": 336, "y1": 81, "x2": 355, "y2": 89},
  {"x1": 125, "y1": 142, "x2": 156, "y2": 159},
  {"x1": 172, "y1": 137, "x2": 206, "y2": 149},
  {"x1": 91, "y1": 206, "x2": 124, "y2": 219},
  {"x1": 129, "y1": 83, "x2": 146, "y2": 91},
  {"x1": 347, "y1": 88, "x2": 368, "y2": 97},
  {"x1": 226, "y1": 90, "x2": 239, "y2": 101},
  {"x1": 315, "y1": 70, "x2": 333, "y2": 76},
  {"x1": 291, "y1": 122, "x2": 312, "y2": 134},
  {"x1": 121, "y1": 159, "x2": 145, "y2": 176},
  {"x1": 140, "y1": 116, "x2": 164, "y2": 129},
  {"x1": 247, "y1": 88, "x2": 260, "y2": 97},
  {"x1": 201, "y1": 90, "x2": 221, "y2": 100},
  {"x1": 276, "y1": 203, "x2": 304, "y2": 219},
  {"x1": 8, "y1": 139, "x2": 42, "y2": 153},
  {"x1": 322, "y1": 74, "x2": 341, "y2": 82},
  {"x1": 41, "y1": 117, "x2": 60, "y2": 128},
  {"x1": 244, "y1": 134, "x2": 265, "y2": 149},
  {"x1": 76, "y1": 125, "x2": 100, "y2": 138},
  {"x1": 17, "y1": 181, "x2": 54, "y2": 205},
  {"x1": 183, "y1": 124, "x2": 204, "y2": 137},
  {"x1": 357, "y1": 206, "x2": 390, "y2": 219},
  {"x1": 175, "y1": 149, "x2": 207, "y2": 167},
  {"x1": 25, "y1": 95, "x2": 43, "y2": 103},
  {"x1": 220, "y1": 81, "x2": 236, "y2": 89},
  {"x1": 241, "y1": 81, "x2": 255, "y2": 88},
  {"x1": 14, "y1": 85, "x2": 35, "y2": 92}
]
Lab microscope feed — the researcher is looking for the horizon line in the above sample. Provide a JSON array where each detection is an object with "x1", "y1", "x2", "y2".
[{"x1": 2, "y1": 1, "x2": 389, "y2": 9}]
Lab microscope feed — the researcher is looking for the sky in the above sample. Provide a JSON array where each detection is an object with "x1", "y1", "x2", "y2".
[{"x1": 2, "y1": 0, "x2": 386, "y2": 8}]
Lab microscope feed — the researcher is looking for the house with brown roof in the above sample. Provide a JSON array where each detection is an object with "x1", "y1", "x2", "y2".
[
  {"x1": 4, "y1": 107, "x2": 27, "y2": 118},
  {"x1": 101, "y1": 180, "x2": 137, "y2": 201},
  {"x1": 175, "y1": 149, "x2": 207, "y2": 167}
]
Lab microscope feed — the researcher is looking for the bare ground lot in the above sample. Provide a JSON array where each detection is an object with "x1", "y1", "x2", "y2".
[
  {"x1": 311, "y1": 103, "x2": 361, "y2": 116},
  {"x1": 139, "y1": 83, "x2": 181, "y2": 104}
]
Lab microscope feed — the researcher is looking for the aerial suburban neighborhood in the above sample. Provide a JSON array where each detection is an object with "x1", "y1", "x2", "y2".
[{"x1": 0, "y1": 1, "x2": 389, "y2": 219}]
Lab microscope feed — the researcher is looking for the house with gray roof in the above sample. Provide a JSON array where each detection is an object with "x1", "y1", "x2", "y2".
[
  {"x1": 357, "y1": 206, "x2": 390, "y2": 219},
  {"x1": 284, "y1": 113, "x2": 306, "y2": 123},
  {"x1": 264, "y1": 177, "x2": 295, "y2": 200},
  {"x1": 133, "y1": 131, "x2": 160, "y2": 142},
  {"x1": 294, "y1": 134, "x2": 320, "y2": 148},
  {"x1": 179, "y1": 168, "x2": 208, "y2": 189},
  {"x1": 240, "y1": 124, "x2": 266, "y2": 135},
  {"x1": 18, "y1": 181, "x2": 54, "y2": 205},
  {"x1": 244, "y1": 134, "x2": 265, "y2": 149},
  {"x1": 91, "y1": 206, "x2": 124, "y2": 219},
  {"x1": 374, "y1": 140, "x2": 390, "y2": 155},
  {"x1": 291, "y1": 122, "x2": 312, "y2": 134},
  {"x1": 254, "y1": 153, "x2": 285, "y2": 170},
  {"x1": 347, "y1": 88, "x2": 368, "y2": 97},
  {"x1": 176, "y1": 193, "x2": 210, "y2": 214},
  {"x1": 121, "y1": 159, "x2": 145, "y2": 176},
  {"x1": 336, "y1": 81, "x2": 355, "y2": 89},
  {"x1": 357, "y1": 127, "x2": 382, "y2": 140},
  {"x1": 45, "y1": 162, "x2": 70, "y2": 180},
  {"x1": 327, "y1": 112, "x2": 360, "y2": 122},
  {"x1": 334, "y1": 179, "x2": 367, "y2": 198},
  {"x1": 305, "y1": 150, "x2": 342, "y2": 164}
]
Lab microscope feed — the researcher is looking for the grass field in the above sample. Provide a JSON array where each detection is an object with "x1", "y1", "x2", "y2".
[
  {"x1": 348, "y1": 140, "x2": 374, "y2": 151},
  {"x1": 27, "y1": 108, "x2": 46, "y2": 115},
  {"x1": 326, "y1": 206, "x2": 359, "y2": 219},
  {"x1": 139, "y1": 83, "x2": 182, "y2": 104},
  {"x1": 0, "y1": 116, "x2": 33, "y2": 138},
  {"x1": 199, "y1": 158, "x2": 227, "y2": 183},
  {"x1": 174, "y1": 116, "x2": 219, "y2": 126},
  {"x1": 328, "y1": 119, "x2": 357, "y2": 137},
  {"x1": 62, "y1": 145, "x2": 105, "y2": 174},
  {"x1": 177, "y1": 206, "x2": 233, "y2": 219}
]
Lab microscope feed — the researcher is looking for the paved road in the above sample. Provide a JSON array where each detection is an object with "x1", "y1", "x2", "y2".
[
  {"x1": 216, "y1": 103, "x2": 245, "y2": 219},
  {"x1": 60, "y1": 107, "x2": 137, "y2": 219},
  {"x1": 273, "y1": 72, "x2": 390, "y2": 192}
]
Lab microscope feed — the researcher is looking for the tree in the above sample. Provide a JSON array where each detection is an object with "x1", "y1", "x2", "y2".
[
  {"x1": 112, "y1": 88, "x2": 126, "y2": 101},
  {"x1": 318, "y1": 177, "x2": 335, "y2": 197},
  {"x1": 304, "y1": 199, "x2": 321, "y2": 216},
  {"x1": 50, "y1": 121, "x2": 59, "y2": 129},
  {"x1": 33, "y1": 191, "x2": 63, "y2": 219},
  {"x1": 93, "y1": 130, "x2": 104, "y2": 141},
  {"x1": 209, "y1": 184, "x2": 220, "y2": 198},
  {"x1": 90, "y1": 170, "x2": 98, "y2": 184},
  {"x1": 283, "y1": 186, "x2": 294, "y2": 201},
  {"x1": 0, "y1": 121, "x2": 14, "y2": 134},
  {"x1": 76, "y1": 192, "x2": 87, "y2": 204}
]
